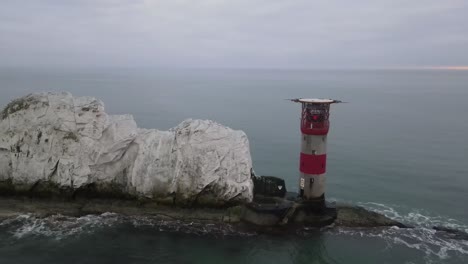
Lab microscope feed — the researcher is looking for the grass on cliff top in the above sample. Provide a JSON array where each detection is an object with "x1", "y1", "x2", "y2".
[
  {"x1": 1, "y1": 96, "x2": 43, "y2": 120},
  {"x1": 63, "y1": 131, "x2": 79, "y2": 142}
]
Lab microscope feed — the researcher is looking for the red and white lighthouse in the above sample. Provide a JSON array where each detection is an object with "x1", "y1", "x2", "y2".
[{"x1": 291, "y1": 98, "x2": 341, "y2": 204}]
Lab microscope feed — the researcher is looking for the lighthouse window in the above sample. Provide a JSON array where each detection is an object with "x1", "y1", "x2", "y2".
[
  {"x1": 305, "y1": 105, "x2": 329, "y2": 123},
  {"x1": 301, "y1": 103, "x2": 331, "y2": 134},
  {"x1": 307, "y1": 113, "x2": 325, "y2": 122}
]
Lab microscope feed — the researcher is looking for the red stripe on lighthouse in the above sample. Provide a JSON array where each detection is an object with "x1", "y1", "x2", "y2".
[{"x1": 300, "y1": 153, "x2": 327, "y2": 174}]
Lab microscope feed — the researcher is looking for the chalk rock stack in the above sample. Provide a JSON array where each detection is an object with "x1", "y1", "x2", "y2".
[{"x1": 0, "y1": 92, "x2": 253, "y2": 205}]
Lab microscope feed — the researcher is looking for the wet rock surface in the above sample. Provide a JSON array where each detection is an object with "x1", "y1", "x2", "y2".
[
  {"x1": 335, "y1": 204, "x2": 408, "y2": 228},
  {"x1": 2, "y1": 197, "x2": 467, "y2": 240},
  {"x1": 0, "y1": 197, "x2": 403, "y2": 229}
]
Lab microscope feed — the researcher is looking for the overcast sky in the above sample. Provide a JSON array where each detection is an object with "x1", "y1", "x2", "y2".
[{"x1": 1, "y1": 0, "x2": 467, "y2": 69}]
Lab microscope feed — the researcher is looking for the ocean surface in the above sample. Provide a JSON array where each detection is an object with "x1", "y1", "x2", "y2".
[{"x1": 0, "y1": 68, "x2": 467, "y2": 263}]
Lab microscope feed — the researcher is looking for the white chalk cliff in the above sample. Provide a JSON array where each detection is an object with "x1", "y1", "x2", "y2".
[{"x1": 0, "y1": 92, "x2": 253, "y2": 204}]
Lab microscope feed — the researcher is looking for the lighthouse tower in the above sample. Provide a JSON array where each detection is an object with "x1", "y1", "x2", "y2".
[{"x1": 291, "y1": 98, "x2": 341, "y2": 206}]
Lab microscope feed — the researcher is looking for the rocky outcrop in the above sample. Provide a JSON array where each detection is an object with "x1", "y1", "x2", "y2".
[{"x1": 0, "y1": 92, "x2": 253, "y2": 205}]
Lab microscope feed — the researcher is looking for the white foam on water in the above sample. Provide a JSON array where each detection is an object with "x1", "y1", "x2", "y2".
[
  {"x1": 0, "y1": 213, "x2": 255, "y2": 240},
  {"x1": 359, "y1": 202, "x2": 468, "y2": 233},
  {"x1": 332, "y1": 226, "x2": 468, "y2": 262},
  {"x1": 1, "y1": 213, "x2": 122, "y2": 240},
  {"x1": 326, "y1": 201, "x2": 468, "y2": 262},
  {"x1": 2, "y1": 202, "x2": 466, "y2": 261}
]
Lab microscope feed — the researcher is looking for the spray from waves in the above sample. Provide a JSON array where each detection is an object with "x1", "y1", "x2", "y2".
[
  {"x1": 324, "y1": 201, "x2": 468, "y2": 261},
  {"x1": 0, "y1": 213, "x2": 255, "y2": 240}
]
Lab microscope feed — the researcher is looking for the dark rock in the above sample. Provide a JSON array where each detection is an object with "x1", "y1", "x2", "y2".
[
  {"x1": 433, "y1": 226, "x2": 468, "y2": 240},
  {"x1": 335, "y1": 204, "x2": 407, "y2": 228},
  {"x1": 253, "y1": 176, "x2": 286, "y2": 198}
]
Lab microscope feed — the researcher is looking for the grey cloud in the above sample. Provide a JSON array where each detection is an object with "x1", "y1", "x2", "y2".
[{"x1": 0, "y1": 0, "x2": 467, "y2": 68}]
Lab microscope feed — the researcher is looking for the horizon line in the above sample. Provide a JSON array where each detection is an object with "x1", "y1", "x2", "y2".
[{"x1": 0, "y1": 65, "x2": 468, "y2": 71}]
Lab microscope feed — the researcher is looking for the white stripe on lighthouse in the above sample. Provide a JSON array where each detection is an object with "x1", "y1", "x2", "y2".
[
  {"x1": 300, "y1": 134, "x2": 327, "y2": 199},
  {"x1": 301, "y1": 134, "x2": 327, "y2": 155},
  {"x1": 300, "y1": 173, "x2": 325, "y2": 199}
]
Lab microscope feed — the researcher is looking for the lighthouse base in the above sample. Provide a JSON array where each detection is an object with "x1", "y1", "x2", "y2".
[
  {"x1": 242, "y1": 175, "x2": 337, "y2": 227},
  {"x1": 292, "y1": 200, "x2": 337, "y2": 226},
  {"x1": 240, "y1": 193, "x2": 337, "y2": 227}
]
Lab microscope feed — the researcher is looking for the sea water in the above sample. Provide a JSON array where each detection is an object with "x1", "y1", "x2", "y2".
[{"x1": 0, "y1": 68, "x2": 467, "y2": 263}]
